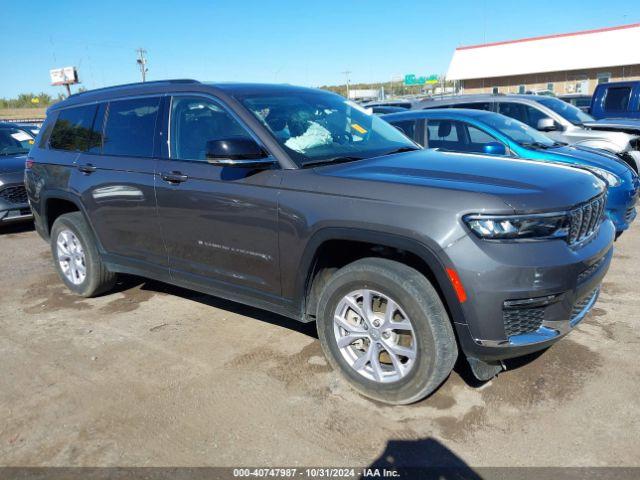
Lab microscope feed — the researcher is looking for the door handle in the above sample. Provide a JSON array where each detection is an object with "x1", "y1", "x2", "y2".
[
  {"x1": 78, "y1": 163, "x2": 97, "y2": 174},
  {"x1": 161, "y1": 171, "x2": 189, "y2": 184}
]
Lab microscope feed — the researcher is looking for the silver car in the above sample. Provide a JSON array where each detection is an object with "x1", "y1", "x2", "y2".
[{"x1": 418, "y1": 94, "x2": 640, "y2": 173}]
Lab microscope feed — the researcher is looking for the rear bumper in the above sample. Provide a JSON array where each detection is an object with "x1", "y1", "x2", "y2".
[{"x1": 444, "y1": 219, "x2": 615, "y2": 362}]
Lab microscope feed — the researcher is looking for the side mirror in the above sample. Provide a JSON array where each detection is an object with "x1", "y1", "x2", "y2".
[
  {"x1": 206, "y1": 138, "x2": 275, "y2": 168},
  {"x1": 537, "y1": 118, "x2": 557, "y2": 132},
  {"x1": 482, "y1": 142, "x2": 507, "y2": 155}
]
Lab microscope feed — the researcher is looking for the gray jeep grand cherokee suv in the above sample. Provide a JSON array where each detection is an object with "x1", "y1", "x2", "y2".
[{"x1": 26, "y1": 80, "x2": 614, "y2": 404}]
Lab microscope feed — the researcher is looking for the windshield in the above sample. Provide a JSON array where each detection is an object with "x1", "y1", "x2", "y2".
[
  {"x1": 480, "y1": 113, "x2": 556, "y2": 147},
  {"x1": 237, "y1": 90, "x2": 418, "y2": 166},
  {"x1": 535, "y1": 97, "x2": 594, "y2": 125},
  {"x1": 0, "y1": 127, "x2": 34, "y2": 156}
]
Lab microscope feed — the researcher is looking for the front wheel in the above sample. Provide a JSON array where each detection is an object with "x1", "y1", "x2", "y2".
[{"x1": 316, "y1": 258, "x2": 458, "y2": 405}]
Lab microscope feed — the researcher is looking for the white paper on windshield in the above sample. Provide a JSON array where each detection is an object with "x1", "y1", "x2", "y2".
[{"x1": 11, "y1": 131, "x2": 32, "y2": 142}]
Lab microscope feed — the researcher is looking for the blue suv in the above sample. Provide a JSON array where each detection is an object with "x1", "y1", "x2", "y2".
[{"x1": 383, "y1": 109, "x2": 639, "y2": 236}]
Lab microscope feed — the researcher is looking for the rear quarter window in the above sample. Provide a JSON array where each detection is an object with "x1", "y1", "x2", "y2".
[
  {"x1": 49, "y1": 105, "x2": 98, "y2": 151},
  {"x1": 390, "y1": 120, "x2": 416, "y2": 139},
  {"x1": 102, "y1": 97, "x2": 160, "y2": 157},
  {"x1": 38, "y1": 115, "x2": 57, "y2": 148}
]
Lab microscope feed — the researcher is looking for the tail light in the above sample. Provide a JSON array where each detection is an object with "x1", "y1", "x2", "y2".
[{"x1": 25, "y1": 157, "x2": 34, "y2": 169}]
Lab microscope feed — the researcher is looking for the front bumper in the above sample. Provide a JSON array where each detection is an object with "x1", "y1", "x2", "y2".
[
  {"x1": 444, "y1": 218, "x2": 615, "y2": 362},
  {"x1": 0, "y1": 184, "x2": 32, "y2": 224},
  {"x1": 0, "y1": 207, "x2": 33, "y2": 223}
]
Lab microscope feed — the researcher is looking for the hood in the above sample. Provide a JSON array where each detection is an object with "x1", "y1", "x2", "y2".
[
  {"x1": 317, "y1": 149, "x2": 605, "y2": 213},
  {"x1": 0, "y1": 154, "x2": 27, "y2": 174},
  {"x1": 564, "y1": 126, "x2": 636, "y2": 152},
  {"x1": 583, "y1": 118, "x2": 640, "y2": 135},
  {"x1": 549, "y1": 145, "x2": 632, "y2": 177}
]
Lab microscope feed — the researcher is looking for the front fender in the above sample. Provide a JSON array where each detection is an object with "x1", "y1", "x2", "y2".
[{"x1": 293, "y1": 227, "x2": 466, "y2": 326}]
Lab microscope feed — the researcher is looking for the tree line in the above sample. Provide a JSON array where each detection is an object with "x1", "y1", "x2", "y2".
[
  {"x1": 0, "y1": 88, "x2": 87, "y2": 109},
  {"x1": 320, "y1": 79, "x2": 454, "y2": 98}
]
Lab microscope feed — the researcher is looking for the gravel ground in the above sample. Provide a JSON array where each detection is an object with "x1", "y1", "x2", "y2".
[{"x1": 0, "y1": 221, "x2": 639, "y2": 470}]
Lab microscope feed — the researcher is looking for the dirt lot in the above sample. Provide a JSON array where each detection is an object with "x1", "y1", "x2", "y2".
[
  {"x1": 0, "y1": 221, "x2": 639, "y2": 469},
  {"x1": 0, "y1": 108, "x2": 46, "y2": 121}
]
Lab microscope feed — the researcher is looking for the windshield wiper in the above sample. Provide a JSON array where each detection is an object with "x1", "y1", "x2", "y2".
[
  {"x1": 0, "y1": 152, "x2": 28, "y2": 156},
  {"x1": 380, "y1": 146, "x2": 421, "y2": 156},
  {"x1": 300, "y1": 146, "x2": 420, "y2": 168},
  {"x1": 521, "y1": 141, "x2": 553, "y2": 150},
  {"x1": 301, "y1": 156, "x2": 365, "y2": 168}
]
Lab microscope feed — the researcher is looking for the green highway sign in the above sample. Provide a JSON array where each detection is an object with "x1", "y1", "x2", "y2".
[{"x1": 404, "y1": 74, "x2": 439, "y2": 86}]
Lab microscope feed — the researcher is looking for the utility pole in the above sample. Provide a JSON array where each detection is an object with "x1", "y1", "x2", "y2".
[
  {"x1": 341, "y1": 70, "x2": 351, "y2": 99},
  {"x1": 136, "y1": 48, "x2": 148, "y2": 82}
]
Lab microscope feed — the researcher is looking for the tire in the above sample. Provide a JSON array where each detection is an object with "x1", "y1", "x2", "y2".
[
  {"x1": 316, "y1": 257, "x2": 457, "y2": 405},
  {"x1": 50, "y1": 212, "x2": 116, "y2": 297}
]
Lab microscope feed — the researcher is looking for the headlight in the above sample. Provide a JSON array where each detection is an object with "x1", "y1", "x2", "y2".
[
  {"x1": 581, "y1": 166, "x2": 620, "y2": 187},
  {"x1": 464, "y1": 213, "x2": 569, "y2": 240}
]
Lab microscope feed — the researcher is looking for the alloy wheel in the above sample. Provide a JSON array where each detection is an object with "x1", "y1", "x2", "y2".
[
  {"x1": 333, "y1": 289, "x2": 418, "y2": 383},
  {"x1": 56, "y1": 229, "x2": 87, "y2": 285}
]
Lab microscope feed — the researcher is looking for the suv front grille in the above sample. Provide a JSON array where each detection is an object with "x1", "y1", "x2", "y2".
[
  {"x1": 503, "y1": 307, "x2": 545, "y2": 337},
  {"x1": 567, "y1": 194, "x2": 606, "y2": 245},
  {"x1": 0, "y1": 185, "x2": 28, "y2": 205}
]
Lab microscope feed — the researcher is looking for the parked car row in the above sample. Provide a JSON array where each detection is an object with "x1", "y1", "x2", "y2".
[
  {"x1": 0, "y1": 122, "x2": 35, "y2": 224},
  {"x1": 416, "y1": 94, "x2": 640, "y2": 173},
  {"x1": 19, "y1": 79, "x2": 634, "y2": 405},
  {"x1": 382, "y1": 108, "x2": 638, "y2": 237}
]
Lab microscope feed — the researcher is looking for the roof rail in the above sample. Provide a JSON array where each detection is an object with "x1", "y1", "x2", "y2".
[{"x1": 68, "y1": 79, "x2": 200, "y2": 99}]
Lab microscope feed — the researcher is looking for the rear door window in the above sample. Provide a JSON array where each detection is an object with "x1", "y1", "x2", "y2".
[
  {"x1": 87, "y1": 103, "x2": 107, "y2": 154},
  {"x1": 49, "y1": 105, "x2": 98, "y2": 151},
  {"x1": 426, "y1": 119, "x2": 460, "y2": 150},
  {"x1": 103, "y1": 97, "x2": 160, "y2": 157},
  {"x1": 604, "y1": 87, "x2": 631, "y2": 112},
  {"x1": 452, "y1": 102, "x2": 493, "y2": 112}
]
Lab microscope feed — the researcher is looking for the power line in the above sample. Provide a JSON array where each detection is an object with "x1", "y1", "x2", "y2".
[{"x1": 136, "y1": 48, "x2": 148, "y2": 82}]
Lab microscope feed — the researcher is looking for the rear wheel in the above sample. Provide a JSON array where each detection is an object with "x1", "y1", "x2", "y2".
[
  {"x1": 316, "y1": 258, "x2": 457, "y2": 405},
  {"x1": 51, "y1": 212, "x2": 116, "y2": 297}
]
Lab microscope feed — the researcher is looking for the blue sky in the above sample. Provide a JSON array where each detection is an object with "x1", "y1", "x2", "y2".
[{"x1": 0, "y1": 0, "x2": 637, "y2": 97}]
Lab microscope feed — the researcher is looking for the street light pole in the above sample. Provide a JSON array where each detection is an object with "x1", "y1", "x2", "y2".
[{"x1": 341, "y1": 70, "x2": 352, "y2": 99}]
